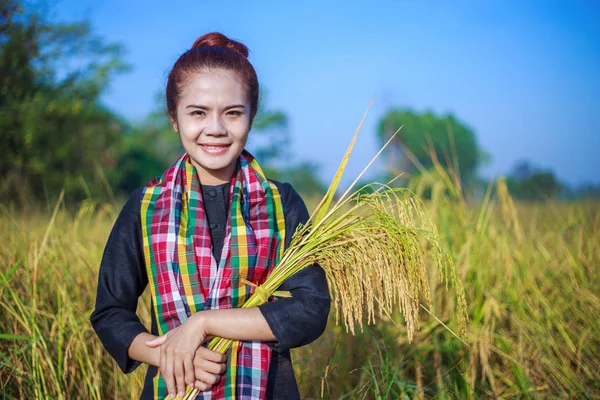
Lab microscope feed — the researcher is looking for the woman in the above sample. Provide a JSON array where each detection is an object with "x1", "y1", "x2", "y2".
[{"x1": 90, "y1": 32, "x2": 330, "y2": 400}]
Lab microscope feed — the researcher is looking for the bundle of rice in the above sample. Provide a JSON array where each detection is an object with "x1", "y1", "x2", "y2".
[{"x1": 181, "y1": 106, "x2": 468, "y2": 400}]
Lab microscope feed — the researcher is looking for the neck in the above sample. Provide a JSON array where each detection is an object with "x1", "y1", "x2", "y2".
[{"x1": 190, "y1": 158, "x2": 236, "y2": 185}]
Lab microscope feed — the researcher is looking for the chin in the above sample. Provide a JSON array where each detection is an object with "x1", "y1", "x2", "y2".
[
  {"x1": 191, "y1": 154, "x2": 236, "y2": 172},
  {"x1": 205, "y1": 162, "x2": 234, "y2": 172}
]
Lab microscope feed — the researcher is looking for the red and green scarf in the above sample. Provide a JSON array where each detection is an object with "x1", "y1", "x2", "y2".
[{"x1": 140, "y1": 151, "x2": 285, "y2": 399}]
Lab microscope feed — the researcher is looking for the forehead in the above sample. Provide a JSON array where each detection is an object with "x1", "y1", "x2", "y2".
[{"x1": 179, "y1": 69, "x2": 247, "y2": 106}]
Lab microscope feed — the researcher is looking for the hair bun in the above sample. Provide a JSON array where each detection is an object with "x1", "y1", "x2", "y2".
[{"x1": 191, "y1": 32, "x2": 249, "y2": 58}]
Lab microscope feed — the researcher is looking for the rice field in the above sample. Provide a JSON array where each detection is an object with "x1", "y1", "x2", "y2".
[{"x1": 0, "y1": 175, "x2": 598, "y2": 399}]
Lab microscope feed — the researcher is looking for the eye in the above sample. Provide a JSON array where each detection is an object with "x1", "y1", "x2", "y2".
[
  {"x1": 227, "y1": 110, "x2": 243, "y2": 117},
  {"x1": 191, "y1": 110, "x2": 205, "y2": 116}
]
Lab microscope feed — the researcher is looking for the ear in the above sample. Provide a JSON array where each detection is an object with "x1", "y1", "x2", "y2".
[{"x1": 169, "y1": 114, "x2": 179, "y2": 133}]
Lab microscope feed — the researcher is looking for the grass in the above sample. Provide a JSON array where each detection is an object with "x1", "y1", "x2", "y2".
[{"x1": 0, "y1": 174, "x2": 598, "y2": 398}]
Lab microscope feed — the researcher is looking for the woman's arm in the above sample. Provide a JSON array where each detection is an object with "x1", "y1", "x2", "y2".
[
  {"x1": 194, "y1": 307, "x2": 276, "y2": 341},
  {"x1": 141, "y1": 307, "x2": 275, "y2": 368},
  {"x1": 90, "y1": 188, "x2": 151, "y2": 374},
  {"x1": 145, "y1": 265, "x2": 328, "y2": 397},
  {"x1": 128, "y1": 332, "x2": 161, "y2": 367}
]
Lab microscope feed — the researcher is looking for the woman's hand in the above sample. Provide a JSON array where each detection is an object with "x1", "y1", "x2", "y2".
[
  {"x1": 145, "y1": 307, "x2": 274, "y2": 397},
  {"x1": 146, "y1": 314, "x2": 208, "y2": 398},
  {"x1": 191, "y1": 346, "x2": 227, "y2": 392}
]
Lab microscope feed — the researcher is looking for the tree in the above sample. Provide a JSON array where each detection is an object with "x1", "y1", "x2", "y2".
[
  {"x1": 110, "y1": 99, "x2": 183, "y2": 194},
  {"x1": 248, "y1": 93, "x2": 325, "y2": 196},
  {"x1": 0, "y1": 0, "x2": 128, "y2": 204},
  {"x1": 268, "y1": 162, "x2": 326, "y2": 198},
  {"x1": 377, "y1": 109, "x2": 482, "y2": 183},
  {"x1": 505, "y1": 160, "x2": 562, "y2": 200},
  {"x1": 246, "y1": 90, "x2": 290, "y2": 169}
]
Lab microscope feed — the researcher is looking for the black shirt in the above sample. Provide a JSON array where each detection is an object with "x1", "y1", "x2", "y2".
[{"x1": 90, "y1": 181, "x2": 330, "y2": 399}]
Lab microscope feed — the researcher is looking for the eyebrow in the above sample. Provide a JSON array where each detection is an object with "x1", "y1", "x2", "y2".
[
  {"x1": 185, "y1": 104, "x2": 246, "y2": 110},
  {"x1": 186, "y1": 104, "x2": 208, "y2": 110}
]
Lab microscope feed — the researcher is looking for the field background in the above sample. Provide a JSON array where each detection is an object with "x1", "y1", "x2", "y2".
[{"x1": 1, "y1": 173, "x2": 598, "y2": 399}]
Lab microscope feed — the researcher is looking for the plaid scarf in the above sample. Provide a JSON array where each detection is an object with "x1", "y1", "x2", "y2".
[{"x1": 140, "y1": 151, "x2": 286, "y2": 400}]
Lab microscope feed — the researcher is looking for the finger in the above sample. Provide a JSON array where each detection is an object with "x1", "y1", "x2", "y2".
[
  {"x1": 162, "y1": 354, "x2": 176, "y2": 398},
  {"x1": 183, "y1": 355, "x2": 195, "y2": 388},
  {"x1": 194, "y1": 357, "x2": 226, "y2": 375},
  {"x1": 194, "y1": 379, "x2": 210, "y2": 392},
  {"x1": 175, "y1": 358, "x2": 186, "y2": 397},
  {"x1": 194, "y1": 368, "x2": 220, "y2": 386},
  {"x1": 196, "y1": 346, "x2": 227, "y2": 363},
  {"x1": 146, "y1": 334, "x2": 168, "y2": 347}
]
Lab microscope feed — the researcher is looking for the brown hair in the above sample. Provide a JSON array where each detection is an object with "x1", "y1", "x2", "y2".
[{"x1": 166, "y1": 32, "x2": 259, "y2": 121}]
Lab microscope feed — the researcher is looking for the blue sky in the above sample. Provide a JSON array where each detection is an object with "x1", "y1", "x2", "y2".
[{"x1": 52, "y1": 0, "x2": 600, "y2": 187}]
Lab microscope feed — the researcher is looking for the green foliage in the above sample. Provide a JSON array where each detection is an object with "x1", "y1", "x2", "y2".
[
  {"x1": 111, "y1": 108, "x2": 183, "y2": 193},
  {"x1": 377, "y1": 109, "x2": 482, "y2": 182},
  {"x1": 247, "y1": 90, "x2": 291, "y2": 167},
  {"x1": 0, "y1": 0, "x2": 128, "y2": 204},
  {"x1": 246, "y1": 94, "x2": 326, "y2": 196},
  {"x1": 265, "y1": 162, "x2": 326, "y2": 197},
  {"x1": 505, "y1": 160, "x2": 562, "y2": 200}
]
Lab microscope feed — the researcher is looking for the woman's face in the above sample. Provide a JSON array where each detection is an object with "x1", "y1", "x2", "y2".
[{"x1": 171, "y1": 69, "x2": 251, "y2": 184}]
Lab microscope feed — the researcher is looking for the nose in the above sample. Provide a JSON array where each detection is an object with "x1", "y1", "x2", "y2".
[{"x1": 205, "y1": 114, "x2": 227, "y2": 137}]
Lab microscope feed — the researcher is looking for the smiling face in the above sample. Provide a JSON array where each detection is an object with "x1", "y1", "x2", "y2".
[{"x1": 171, "y1": 69, "x2": 252, "y2": 185}]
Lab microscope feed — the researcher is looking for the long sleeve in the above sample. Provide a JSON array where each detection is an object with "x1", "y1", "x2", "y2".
[
  {"x1": 258, "y1": 182, "x2": 331, "y2": 352},
  {"x1": 90, "y1": 188, "x2": 149, "y2": 374}
]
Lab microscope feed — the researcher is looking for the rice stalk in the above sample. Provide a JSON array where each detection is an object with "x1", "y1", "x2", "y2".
[{"x1": 497, "y1": 177, "x2": 523, "y2": 241}]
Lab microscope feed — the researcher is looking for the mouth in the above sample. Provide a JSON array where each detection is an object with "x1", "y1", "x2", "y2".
[{"x1": 198, "y1": 143, "x2": 231, "y2": 155}]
